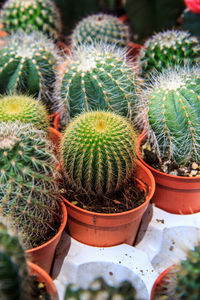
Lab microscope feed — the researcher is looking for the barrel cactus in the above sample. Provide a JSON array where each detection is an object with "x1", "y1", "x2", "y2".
[
  {"x1": 138, "y1": 65, "x2": 200, "y2": 165},
  {"x1": 58, "y1": 44, "x2": 139, "y2": 119},
  {"x1": 64, "y1": 277, "x2": 137, "y2": 300},
  {"x1": 0, "y1": 95, "x2": 50, "y2": 132},
  {"x1": 0, "y1": 30, "x2": 62, "y2": 114},
  {"x1": 138, "y1": 30, "x2": 200, "y2": 77},
  {"x1": 71, "y1": 13, "x2": 130, "y2": 49},
  {"x1": 0, "y1": 121, "x2": 60, "y2": 248},
  {"x1": 1, "y1": 0, "x2": 61, "y2": 40},
  {"x1": 60, "y1": 111, "x2": 138, "y2": 196},
  {"x1": 153, "y1": 245, "x2": 200, "y2": 299}
]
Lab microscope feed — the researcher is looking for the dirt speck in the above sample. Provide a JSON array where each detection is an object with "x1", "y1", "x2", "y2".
[
  {"x1": 156, "y1": 218, "x2": 165, "y2": 224},
  {"x1": 109, "y1": 272, "x2": 113, "y2": 276}
]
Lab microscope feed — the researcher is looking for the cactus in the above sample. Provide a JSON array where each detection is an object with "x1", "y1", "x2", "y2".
[
  {"x1": 71, "y1": 13, "x2": 130, "y2": 49},
  {"x1": 59, "y1": 43, "x2": 139, "y2": 119},
  {"x1": 153, "y1": 245, "x2": 200, "y2": 299},
  {"x1": 0, "y1": 30, "x2": 62, "y2": 114},
  {"x1": 0, "y1": 220, "x2": 37, "y2": 300},
  {"x1": 64, "y1": 277, "x2": 137, "y2": 300},
  {"x1": 60, "y1": 111, "x2": 137, "y2": 196},
  {"x1": 0, "y1": 95, "x2": 50, "y2": 132},
  {"x1": 138, "y1": 30, "x2": 200, "y2": 77},
  {"x1": 182, "y1": 9, "x2": 200, "y2": 40},
  {"x1": 138, "y1": 65, "x2": 200, "y2": 165},
  {"x1": 0, "y1": 121, "x2": 60, "y2": 248},
  {"x1": 1, "y1": 0, "x2": 61, "y2": 40}
]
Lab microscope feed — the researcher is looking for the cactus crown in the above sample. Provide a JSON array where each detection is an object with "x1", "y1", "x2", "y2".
[
  {"x1": 59, "y1": 43, "x2": 139, "y2": 119},
  {"x1": 71, "y1": 13, "x2": 130, "y2": 49},
  {"x1": 139, "y1": 30, "x2": 200, "y2": 76},
  {"x1": 138, "y1": 65, "x2": 200, "y2": 165},
  {"x1": 1, "y1": 0, "x2": 61, "y2": 40},
  {"x1": 60, "y1": 111, "x2": 137, "y2": 196},
  {"x1": 64, "y1": 277, "x2": 137, "y2": 300},
  {"x1": 0, "y1": 95, "x2": 50, "y2": 132},
  {"x1": 0, "y1": 30, "x2": 62, "y2": 114},
  {"x1": 0, "y1": 121, "x2": 60, "y2": 248}
]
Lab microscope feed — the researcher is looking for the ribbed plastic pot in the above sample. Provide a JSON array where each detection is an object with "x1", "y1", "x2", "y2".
[
  {"x1": 150, "y1": 266, "x2": 173, "y2": 300},
  {"x1": 138, "y1": 153, "x2": 200, "y2": 215},
  {"x1": 28, "y1": 262, "x2": 59, "y2": 300},
  {"x1": 60, "y1": 160, "x2": 155, "y2": 247},
  {"x1": 26, "y1": 201, "x2": 67, "y2": 274}
]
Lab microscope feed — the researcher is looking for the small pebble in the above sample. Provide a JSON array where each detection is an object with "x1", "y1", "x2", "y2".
[
  {"x1": 192, "y1": 162, "x2": 199, "y2": 170},
  {"x1": 169, "y1": 170, "x2": 178, "y2": 176},
  {"x1": 189, "y1": 170, "x2": 198, "y2": 177}
]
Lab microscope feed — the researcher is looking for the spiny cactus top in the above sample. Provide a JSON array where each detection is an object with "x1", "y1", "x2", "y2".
[
  {"x1": 0, "y1": 121, "x2": 60, "y2": 248},
  {"x1": 71, "y1": 13, "x2": 130, "y2": 48},
  {"x1": 139, "y1": 30, "x2": 200, "y2": 76},
  {"x1": 138, "y1": 65, "x2": 200, "y2": 165},
  {"x1": 59, "y1": 44, "x2": 139, "y2": 119},
  {"x1": 60, "y1": 111, "x2": 137, "y2": 196},
  {"x1": 1, "y1": 0, "x2": 62, "y2": 40},
  {"x1": 0, "y1": 30, "x2": 62, "y2": 114},
  {"x1": 0, "y1": 95, "x2": 50, "y2": 132},
  {"x1": 64, "y1": 277, "x2": 137, "y2": 300}
]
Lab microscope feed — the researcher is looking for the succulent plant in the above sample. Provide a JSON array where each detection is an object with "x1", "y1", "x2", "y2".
[
  {"x1": 60, "y1": 111, "x2": 138, "y2": 196},
  {"x1": 0, "y1": 95, "x2": 50, "y2": 132},
  {"x1": 0, "y1": 220, "x2": 37, "y2": 300},
  {"x1": 138, "y1": 65, "x2": 200, "y2": 165},
  {"x1": 0, "y1": 121, "x2": 60, "y2": 248},
  {"x1": 138, "y1": 30, "x2": 200, "y2": 77},
  {"x1": 64, "y1": 277, "x2": 137, "y2": 300},
  {"x1": 0, "y1": 30, "x2": 62, "y2": 114},
  {"x1": 71, "y1": 13, "x2": 130, "y2": 49},
  {"x1": 59, "y1": 43, "x2": 139, "y2": 119},
  {"x1": 153, "y1": 245, "x2": 200, "y2": 299},
  {"x1": 1, "y1": 0, "x2": 62, "y2": 40}
]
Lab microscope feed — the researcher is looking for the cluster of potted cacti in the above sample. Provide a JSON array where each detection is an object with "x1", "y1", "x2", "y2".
[{"x1": 0, "y1": 0, "x2": 199, "y2": 299}]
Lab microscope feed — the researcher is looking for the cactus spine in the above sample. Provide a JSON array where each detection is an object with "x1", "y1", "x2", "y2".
[
  {"x1": 59, "y1": 44, "x2": 139, "y2": 119},
  {"x1": 71, "y1": 13, "x2": 130, "y2": 49},
  {"x1": 60, "y1": 111, "x2": 137, "y2": 196},
  {"x1": 0, "y1": 30, "x2": 62, "y2": 114},
  {"x1": 64, "y1": 277, "x2": 137, "y2": 300},
  {"x1": 138, "y1": 66, "x2": 200, "y2": 165},
  {"x1": 0, "y1": 95, "x2": 50, "y2": 132},
  {"x1": 1, "y1": 0, "x2": 61, "y2": 40},
  {"x1": 0, "y1": 121, "x2": 60, "y2": 248},
  {"x1": 139, "y1": 30, "x2": 200, "y2": 77}
]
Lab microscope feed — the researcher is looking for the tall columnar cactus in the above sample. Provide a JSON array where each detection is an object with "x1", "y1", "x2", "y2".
[
  {"x1": 71, "y1": 13, "x2": 130, "y2": 49},
  {"x1": 0, "y1": 121, "x2": 60, "y2": 248},
  {"x1": 138, "y1": 30, "x2": 200, "y2": 77},
  {"x1": 1, "y1": 0, "x2": 61, "y2": 40},
  {"x1": 154, "y1": 245, "x2": 200, "y2": 299},
  {"x1": 0, "y1": 95, "x2": 50, "y2": 132},
  {"x1": 138, "y1": 66, "x2": 200, "y2": 165},
  {"x1": 58, "y1": 44, "x2": 139, "y2": 119},
  {"x1": 0, "y1": 221, "x2": 36, "y2": 300},
  {"x1": 64, "y1": 277, "x2": 137, "y2": 300},
  {"x1": 60, "y1": 111, "x2": 138, "y2": 196},
  {"x1": 0, "y1": 30, "x2": 62, "y2": 114}
]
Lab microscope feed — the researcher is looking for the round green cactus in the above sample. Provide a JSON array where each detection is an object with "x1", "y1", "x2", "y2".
[
  {"x1": 139, "y1": 30, "x2": 200, "y2": 77},
  {"x1": 60, "y1": 111, "x2": 138, "y2": 196},
  {"x1": 59, "y1": 44, "x2": 139, "y2": 119},
  {"x1": 71, "y1": 13, "x2": 130, "y2": 49},
  {"x1": 64, "y1": 277, "x2": 137, "y2": 300},
  {"x1": 1, "y1": 0, "x2": 61, "y2": 40},
  {"x1": 0, "y1": 121, "x2": 60, "y2": 248},
  {"x1": 138, "y1": 66, "x2": 200, "y2": 165},
  {"x1": 0, "y1": 30, "x2": 62, "y2": 114},
  {"x1": 0, "y1": 95, "x2": 50, "y2": 132}
]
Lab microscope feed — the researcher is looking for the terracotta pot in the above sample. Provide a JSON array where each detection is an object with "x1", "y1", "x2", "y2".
[
  {"x1": 26, "y1": 201, "x2": 67, "y2": 274},
  {"x1": 28, "y1": 262, "x2": 59, "y2": 300},
  {"x1": 127, "y1": 42, "x2": 144, "y2": 61},
  {"x1": 150, "y1": 266, "x2": 173, "y2": 300},
  {"x1": 138, "y1": 153, "x2": 200, "y2": 215},
  {"x1": 60, "y1": 160, "x2": 155, "y2": 247}
]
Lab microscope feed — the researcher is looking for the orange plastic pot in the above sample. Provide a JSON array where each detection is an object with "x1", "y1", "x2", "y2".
[
  {"x1": 138, "y1": 153, "x2": 200, "y2": 215},
  {"x1": 49, "y1": 127, "x2": 62, "y2": 149},
  {"x1": 28, "y1": 262, "x2": 59, "y2": 300},
  {"x1": 26, "y1": 201, "x2": 67, "y2": 274},
  {"x1": 127, "y1": 42, "x2": 144, "y2": 61},
  {"x1": 60, "y1": 160, "x2": 155, "y2": 247},
  {"x1": 150, "y1": 266, "x2": 173, "y2": 300}
]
